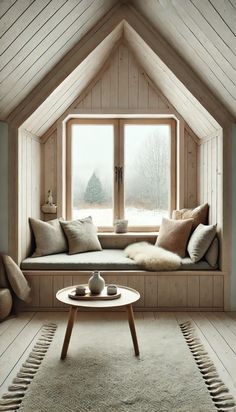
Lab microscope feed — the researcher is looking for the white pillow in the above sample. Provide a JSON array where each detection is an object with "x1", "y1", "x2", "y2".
[{"x1": 187, "y1": 224, "x2": 217, "y2": 263}]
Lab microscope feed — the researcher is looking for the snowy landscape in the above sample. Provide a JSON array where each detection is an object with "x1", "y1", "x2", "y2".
[{"x1": 73, "y1": 207, "x2": 168, "y2": 227}]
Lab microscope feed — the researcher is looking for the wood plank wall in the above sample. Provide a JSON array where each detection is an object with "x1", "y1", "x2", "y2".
[
  {"x1": 43, "y1": 130, "x2": 57, "y2": 205},
  {"x1": 184, "y1": 128, "x2": 198, "y2": 208},
  {"x1": 19, "y1": 129, "x2": 42, "y2": 261},
  {"x1": 20, "y1": 271, "x2": 224, "y2": 311},
  {"x1": 198, "y1": 132, "x2": 222, "y2": 225},
  {"x1": 76, "y1": 44, "x2": 170, "y2": 111}
]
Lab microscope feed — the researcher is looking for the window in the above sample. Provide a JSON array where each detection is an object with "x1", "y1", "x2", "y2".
[{"x1": 66, "y1": 118, "x2": 176, "y2": 231}]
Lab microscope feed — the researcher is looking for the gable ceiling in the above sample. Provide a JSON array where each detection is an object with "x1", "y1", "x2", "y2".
[
  {"x1": 0, "y1": 0, "x2": 235, "y2": 134},
  {"x1": 130, "y1": 0, "x2": 236, "y2": 119},
  {"x1": 0, "y1": 0, "x2": 118, "y2": 119}
]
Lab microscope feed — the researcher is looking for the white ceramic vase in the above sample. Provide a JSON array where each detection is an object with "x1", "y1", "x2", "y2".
[{"x1": 88, "y1": 271, "x2": 105, "y2": 294}]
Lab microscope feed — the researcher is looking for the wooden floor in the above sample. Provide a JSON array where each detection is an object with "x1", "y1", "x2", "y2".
[{"x1": 1, "y1": 311, "x2": 236, "y2": 401}]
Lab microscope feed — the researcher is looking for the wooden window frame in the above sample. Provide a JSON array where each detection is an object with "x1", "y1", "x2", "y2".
[{"x1": 66, "y1": 118, "x2": 176, "y2": 232}]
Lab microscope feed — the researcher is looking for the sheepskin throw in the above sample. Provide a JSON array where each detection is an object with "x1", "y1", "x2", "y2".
[{"x1": 124, "y1": 242, "x2": 181, "y2": 271}]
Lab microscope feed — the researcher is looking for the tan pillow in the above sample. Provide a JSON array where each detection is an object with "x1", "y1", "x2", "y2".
[
  {"x1": 172, "y1": 203, "x2": 209, "y2": 231},
  {"x1": 3, "y1": 255, "x2": 31, "y2": 302},
  {"x1": 30, "y1": 218, "x2": 67, "y2": 257},
  {"x1": 60, "y1": 216, "x2": 102, "y2": 255},
  {"x1": 156, "y1": 217, "x2": 193, "y2": 258},
  {"x1": 187, "y1": 224, "x2": 217, "y2": 263},
  {"x1": 205, "y1": 237, "x2": 218, "y2": 268}
]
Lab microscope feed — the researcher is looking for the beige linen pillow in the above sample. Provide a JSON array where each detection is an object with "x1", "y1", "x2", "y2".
[
  {"x1": 205, "y1": 236, "x2": 219, "y2": 268},
  {"x1": 172, "y1": 203, "x2": 209, "y2": 231},
  {"x1": 187, "y1": 224, "x2": 217, "y2": 263},
  {"x1": 156, "y1": 217, "x2": 193, "y2": 258},
  {"x1": 30, "y1": 218, "x2": 67, "y2": 257},
  {"x1": 60, "y1": 216, "x2": 102, "y2": 255},
  {"x1": 3, "y1": 255, "x2": 31, "y2": 302}
]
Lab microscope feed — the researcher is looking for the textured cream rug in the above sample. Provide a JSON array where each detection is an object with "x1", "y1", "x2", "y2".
[{"x1": 1, "y1": 314, "x2": 235, "y2": 412}]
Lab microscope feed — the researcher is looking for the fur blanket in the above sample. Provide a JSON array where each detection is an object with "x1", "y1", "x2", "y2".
[{"x1": 124, "y1": 242, "x2": 181, "y2": 271}]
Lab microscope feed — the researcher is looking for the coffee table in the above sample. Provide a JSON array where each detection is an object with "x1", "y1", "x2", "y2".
[{"x1": 56, "y1": 285, "x2": 140, "y2": 359}]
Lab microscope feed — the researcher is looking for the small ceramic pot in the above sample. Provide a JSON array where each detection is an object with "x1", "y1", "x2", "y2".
[
  {"x1": 107, "y1": 284, "x2": 117, "y2": 295},
  {"x1": 88, "y1": 271, "x2": 105, "y2": 294},
  {"x1": 114, "y1": 219, "x2": 128, "y2": 233},
  {"x1": 75, "y1": 285, "x2": 86, "y2": 296}
]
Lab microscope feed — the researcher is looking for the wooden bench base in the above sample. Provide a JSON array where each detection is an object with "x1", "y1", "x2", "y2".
[{"x1": 19, "y1": 270, "x2": 224, "y2": 311}]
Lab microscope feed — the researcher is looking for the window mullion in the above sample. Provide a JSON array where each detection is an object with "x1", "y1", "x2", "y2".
[{"x1": 113, "y1": 120, "x2": 120, "y2": 223}]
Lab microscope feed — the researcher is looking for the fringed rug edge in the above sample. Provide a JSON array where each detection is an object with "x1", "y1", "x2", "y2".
[
  {"x1": 0, "y1": 323, "x2": 57, "y2": 412},
  {"x1": 180, "y1": 321, "x2": 236, "y2": 412}
]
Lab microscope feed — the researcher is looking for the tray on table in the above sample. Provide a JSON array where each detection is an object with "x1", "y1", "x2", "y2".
[{"x1": 68, "y1": 285, "x2": 121, "y2": 301}]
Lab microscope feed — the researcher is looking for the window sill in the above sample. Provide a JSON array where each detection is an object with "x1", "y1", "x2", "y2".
[{"x1": 98, "y1": 232, "x2": 159, "y2": 238}]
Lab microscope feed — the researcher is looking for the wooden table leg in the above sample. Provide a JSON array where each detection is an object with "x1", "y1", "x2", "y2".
[
  {"x1": 126, "y1": 304, "x2": 139, "y2": 356},
  {"x1": 61, "y1": 306, "x2": 78, "y2": 360}
]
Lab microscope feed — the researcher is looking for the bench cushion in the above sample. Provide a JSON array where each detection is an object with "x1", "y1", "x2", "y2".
[
  {"x1": 21, "y1": 250, "x2": 213, "y2": 271},
  {"x1": 21, "y1": 250, "x2": 140, "y2": 271}
]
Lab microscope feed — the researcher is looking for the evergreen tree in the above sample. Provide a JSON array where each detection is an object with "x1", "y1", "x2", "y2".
[{"x1": 84, "y1": 172, "x2": 106, "y2": 204}]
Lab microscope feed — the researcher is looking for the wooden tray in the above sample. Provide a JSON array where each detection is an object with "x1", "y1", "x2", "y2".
[{"x1": 68, "y1": 286, "x2": 121, "y2": 301}]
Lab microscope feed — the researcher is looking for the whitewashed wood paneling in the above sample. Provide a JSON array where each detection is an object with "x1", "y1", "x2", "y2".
[
  {"x1": 76, "y1": 43, "x2": 170, "y2": 111},
  {"x1": 19, "y1": 129, "x2": 42, "y2": 261},
  {"x1": 43, "y1": 130, "x2": 57, "y2": 205},
  {"x1": 130, "y1": 0, "x2": 236, "y2": 118},
  {"x1": 0, "y1": 0, "x2": 118, "y2": 119},
  {"x1": 1, "y1": 1, "x2": 234, "y2": 135},
  {"x1": 124, "y1": 22, "x2": 222, "y2": 139},
  {"x1": 21, "y1": 23, "x2": 123, "y2": 136},
  {"x1": 184, "y1": 128, "x2": 199, "y2": 208},
  {"x1": 198, "y1": 132, "x2": 222, "y2": 226}
]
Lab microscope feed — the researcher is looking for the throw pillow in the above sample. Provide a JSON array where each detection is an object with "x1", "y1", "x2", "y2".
[
  {"x1": 30, "y1": 217, "x2": 67, "y2": 257},
  {"x1": 172, "y1": 203, "x2": 209, "y2": 231},
  {"x1": 60, "y1": 216, "x2": 102, "y2": 255},
  {"x1": 205, "y1": 236, "x2": 219, "y2": 268},
  {"x1": 187, "y1": 224, "x2": 217, "y2": 263},
  {"x1": 2, "y1": 255, "x2": 31, "y2": 302},
  {"x1": 156, "y1": 217, "x2": 193, "y2": 258}
]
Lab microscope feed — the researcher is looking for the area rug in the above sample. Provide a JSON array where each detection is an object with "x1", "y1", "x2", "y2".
[{"x1": 0, "y1": 315, "x2": 235, "y2": 412}]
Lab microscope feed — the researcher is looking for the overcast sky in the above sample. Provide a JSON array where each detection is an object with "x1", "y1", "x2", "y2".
[{"x1": 72, "y1": 123, "x2": 170, "y2": 182}]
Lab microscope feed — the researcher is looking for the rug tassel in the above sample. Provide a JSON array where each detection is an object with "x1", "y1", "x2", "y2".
[
  {"x1": 180, "y1": 322, "x2": 236, "y2": 412},
  {"x1": 2, "y1": 393, "x2": 24, "y2": 399},
  {"x1": 0, "y1": 404, "x2": 22, "y2": 411},
  {"x1": 0, "y1": 323, "x2": 57, "y2": 412},
  {"x1": 8, "y1": 384, "x2": 27, "y2": 392},
  {"x1": 22, "y1": 362, "x2": 39, "y2": 370},
  {"x1": 13, "y1": 378, "x2": 31, "y2": 385}
]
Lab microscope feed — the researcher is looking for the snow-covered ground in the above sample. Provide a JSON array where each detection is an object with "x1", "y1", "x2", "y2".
[{"x1": 73, "y1": 207, "x2": 168, "y2": 227}]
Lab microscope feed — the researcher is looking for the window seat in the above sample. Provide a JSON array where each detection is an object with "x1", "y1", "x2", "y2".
[
  {"x1": 20, "y1": 244, "x2": 223, "y2": 312},
  {"x1": 21, "y1": 249, "x2": 214, "y2": 271}
]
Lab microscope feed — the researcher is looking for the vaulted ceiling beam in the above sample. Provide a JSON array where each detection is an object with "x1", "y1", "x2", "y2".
[
  {"x1": 122, "y1": 4, "x2": 234, "y2": 126},
  {"x1": 7, "y1": 3, "x2": 125, "y2": 127}
]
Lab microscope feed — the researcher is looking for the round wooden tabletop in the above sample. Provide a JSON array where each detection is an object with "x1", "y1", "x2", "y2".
[{"x1": 56, "y1": 285, "x2": 140, "y2": 308}]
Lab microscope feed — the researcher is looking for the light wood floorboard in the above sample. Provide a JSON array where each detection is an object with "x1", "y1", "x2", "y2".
[{"x1": 0, "y1": 311, "x2": 236, "y2": 400}]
